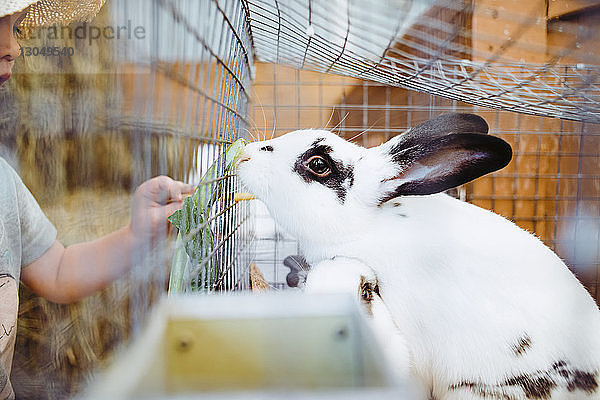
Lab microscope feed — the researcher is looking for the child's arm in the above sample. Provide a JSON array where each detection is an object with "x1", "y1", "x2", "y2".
[{"x1": 20, "y1": 176, "x2": 194, "y2": 304}]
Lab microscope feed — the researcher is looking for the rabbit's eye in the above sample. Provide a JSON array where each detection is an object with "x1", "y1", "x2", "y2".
[{"x1": 306, "y1": 156, "x2": 330, "y2": 177}]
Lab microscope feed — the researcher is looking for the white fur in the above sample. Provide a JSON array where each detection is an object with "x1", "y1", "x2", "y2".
[
  {"x1": 237, "y1": 128, "x2": 600, "y2": 400},
  {"x1": 304, "y1": 258, "x2": 410, "y2": 374}
]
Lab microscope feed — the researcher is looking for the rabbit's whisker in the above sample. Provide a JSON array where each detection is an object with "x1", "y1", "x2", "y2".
[
  {"x1": 242, "y1": 127, "x2": 257, "y2": 142},
  {"x1": 247, "y1": 111, "x2": 261, "y2": 142},
  {"x1": 324, "y1": 106, "x2": 337, "y2": 130},
  {"x1": 348, "y1": 128, "x2": 369, "y2": 142},
  {"x1": 348, "y1": 117, "x2": 382, "y2": 142},
  {"x1": 331, "y1": 112, "x2": 350, "y2": 136},
  {"x1": 270, "y1": 106, "x2": 277, "y2": 140}
]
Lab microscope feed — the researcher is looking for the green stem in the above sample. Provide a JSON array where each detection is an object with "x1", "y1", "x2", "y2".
[{"x1": 168, "y1": 232, "x2": 188, "y2": 294}]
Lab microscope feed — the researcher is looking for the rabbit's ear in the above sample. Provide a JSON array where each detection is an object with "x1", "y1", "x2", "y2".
[
  {"x1": 402, "y1": 113, "x2": 489, "y2": 141},
  {"x1": 376, "y1": 132, "x2": 512, "y2": 204}
]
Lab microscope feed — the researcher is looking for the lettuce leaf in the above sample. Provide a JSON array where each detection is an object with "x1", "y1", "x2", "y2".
[{"x1": 168, "y1": 138, "x2": 246, "y2": 293}]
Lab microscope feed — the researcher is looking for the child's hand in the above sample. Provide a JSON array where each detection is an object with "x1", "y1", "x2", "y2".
[
  {"x1": 129, "y1": 176, "x2": 194, "y2": 243},
  {"x1": 22, "y1": 176, "x2": 194, "y2": 303}
]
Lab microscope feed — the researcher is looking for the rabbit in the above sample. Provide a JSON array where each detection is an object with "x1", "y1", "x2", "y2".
[
  {"x1": 237, "y1": 113, "x2": 600, "y2": 399},
  {"x1": 304, "y1": 256, "x2": 429, "y2": 393},
  {"x1": 287, "y1": 252, "x2": 412, "y2": 377}
]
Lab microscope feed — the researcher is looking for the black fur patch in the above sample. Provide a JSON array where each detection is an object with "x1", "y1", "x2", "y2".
[
  {"x1": 513, "y1": 334, "x2": 532, "y2": 357},
  {"x1": 503, "y1": 375, "x2": 555, "y2": 399},
  {"x1": 449, "y1": 360, "x2": 598, "y2": 399},
  {"x1": 553, "y1": 360, "x2": 599, "y2": 394},
  {"x1": 449, "y1": 381, "x2": 517, "y2": 400},
  {"x1": 405, "y1": 113, "x2": 489, "y2": 141},
  {"x1": 358, "y1": 276, "x2": 380, "y2": 316},
  {"x1": 384, "y1": 134, "x2": 512, "y2": 198},
  {"x1": 311, "y1": 138, "x2": 325, "y2": 146},
  {"x1": 293, "y1": 140, "x2": 354, "y2": 202}
]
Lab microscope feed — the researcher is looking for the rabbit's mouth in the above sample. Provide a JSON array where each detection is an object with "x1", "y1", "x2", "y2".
[{"x1": 237, "y1": 156, "x2": 251, "y2": 164}]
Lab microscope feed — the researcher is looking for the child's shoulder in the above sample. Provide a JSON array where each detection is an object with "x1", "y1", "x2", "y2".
[
  {"x1": 0, "y1": 156, "x2": 16, "y2": 174},
  {"x1": 0, "y1": 157, "x2": 29, "y2": 210},
  {"x1": 0, "y1": 156, "x2": 19, "y2": 190}
]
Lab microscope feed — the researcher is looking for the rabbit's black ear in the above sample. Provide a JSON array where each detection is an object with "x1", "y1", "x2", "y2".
[
  {"x1": 379, "y1": 133, "x2": 512, "y2": 204},
  {"x1": 405, "y1": 113, "x2": 489, "y2": 140}
]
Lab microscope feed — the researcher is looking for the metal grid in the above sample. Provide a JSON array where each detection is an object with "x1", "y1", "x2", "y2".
[
  {"x1": 245, "y1": 0, "x2": 600, "y2": 123},
  {"x1": 250, "y1": 63, "x2": 600, "y2": 304},
  {"x1": 110, "y1": 0, "x2": 254, "y2": 295},
  {"x1": 2, "y1": 0, "x2": 254, "y2": 396}
]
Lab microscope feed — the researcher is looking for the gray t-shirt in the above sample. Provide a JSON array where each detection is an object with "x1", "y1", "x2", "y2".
[{"x1": 0, "y1": 157, "x2": 56, "y2": 400}]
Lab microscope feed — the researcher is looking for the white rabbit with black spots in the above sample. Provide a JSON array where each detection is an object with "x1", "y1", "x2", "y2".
[{"x1": 237, "y1": 113, "x2": 600, "y2": 400}]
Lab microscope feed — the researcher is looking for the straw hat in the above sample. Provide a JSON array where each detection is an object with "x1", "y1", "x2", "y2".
[{"x1": 1, "y1": 0, "x2": 105, "y2": 27}]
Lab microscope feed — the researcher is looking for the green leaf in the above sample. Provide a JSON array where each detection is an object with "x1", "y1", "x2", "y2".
[
  {"x1": 167, "y1": 208, "x2": 182, "y2": 228},
  {"x1": 167, "y1": 138, "x2": 246, "y2": 294}
]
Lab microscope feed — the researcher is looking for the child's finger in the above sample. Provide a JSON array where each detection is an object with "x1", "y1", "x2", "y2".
[
  {"x1": 153, "y1": 176, "x2": 193, "y2": 203},
  {"x1": 171, "y1": 182, "x2": 194, "y2": 202},
  {"x1": 182, "y1": 182, "x2": 195, "y2": 193}
]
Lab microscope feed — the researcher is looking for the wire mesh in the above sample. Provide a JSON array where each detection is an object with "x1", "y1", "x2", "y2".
[
  {"x1": 245, "y1": 0, "x2": 600, "y2": 123},
  {"x1": 1, "y1": 0, "x2": 254, "y2": 397},
  {"x1": 1, "y1": 0, "x2": 598, "y2": 396},
  {"x1": 250, "y1": 62, "x2": 600, "y2": 305},
  {"x1": 112, "y1": 0, "x2": 254, "y2": 294}
]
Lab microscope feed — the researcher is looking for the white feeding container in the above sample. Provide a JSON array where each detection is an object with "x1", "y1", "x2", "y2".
[{"x1": 82, "y1": 293, "x2": 411, "y2": 399}]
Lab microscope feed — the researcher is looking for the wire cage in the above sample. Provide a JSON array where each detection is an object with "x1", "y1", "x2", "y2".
[
  {"x1": 246, "y1": 0, "x2": 600, "y2": 122},
  {"x1": 0, "y1": 0, "x2": 599, "y2": 398},
  {"x1": 2, "y1": 0, "x2": 254, "y2": 397},
  {"x1": 111, "y1": 0, "x2": 254, "y2": 294},
  {"x1": 251, "y1": 66, "x2": 600, "y2": 303},
  {"x1": 247, "y1": 0, "x2": 600, "y2": 304}
]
